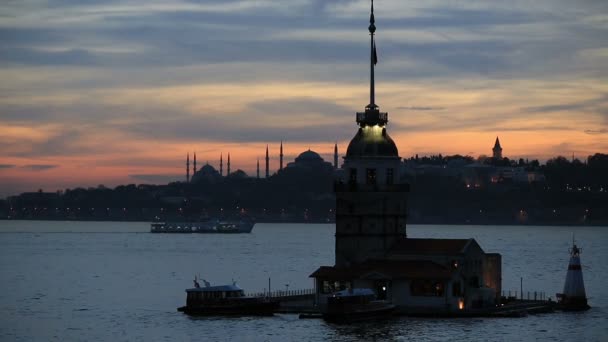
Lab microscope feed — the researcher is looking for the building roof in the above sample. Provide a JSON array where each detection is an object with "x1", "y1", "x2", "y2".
[
  {"x1": 310, "y1": 259, "x2": 452, "y2": 280},
  {"x1": 390, "y1": 238, "x2": 474, "y2": 255}
]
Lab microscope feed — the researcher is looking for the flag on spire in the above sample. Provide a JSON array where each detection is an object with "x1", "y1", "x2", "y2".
[{"x1": 373, "y1": 42, "x2": 378, "y2": 65}]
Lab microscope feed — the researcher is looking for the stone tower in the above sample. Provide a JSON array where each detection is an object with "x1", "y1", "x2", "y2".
[
  {"x1": 334, "y1": 0, "x2": 408, "y2": 267},
  {"x1": 492, "y1": 137, "x2": 503, "y2": 159}
]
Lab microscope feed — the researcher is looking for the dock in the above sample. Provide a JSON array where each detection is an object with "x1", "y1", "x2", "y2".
[{"x1": 257, "y1": 288, "x2": 558, "y2": 318}]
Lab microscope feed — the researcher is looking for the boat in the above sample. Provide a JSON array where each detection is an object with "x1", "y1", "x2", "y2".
[
  {"x1": 177, "y1": 279, "x2": 279, "y2": 316},
  {"x1": 322, "y1": 288, "x2": 396, "y2": 323},
  {"x1": 150, "y1": 217, "x2": 254, "y2": 234}
]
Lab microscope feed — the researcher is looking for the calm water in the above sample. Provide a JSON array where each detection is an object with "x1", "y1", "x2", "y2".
[{"x1": 0, "y1": 221, "x2": 607, "y2": 342}]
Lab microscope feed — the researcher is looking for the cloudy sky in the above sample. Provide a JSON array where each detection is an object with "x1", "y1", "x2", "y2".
[{"x1": 1, "y1": 0, "x2": 607, "y2": 197}]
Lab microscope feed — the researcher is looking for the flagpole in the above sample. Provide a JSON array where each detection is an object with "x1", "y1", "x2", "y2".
[
  {"x1": 369, "y1": 0, "x2": 376, "y2": 108},
  {"x1": 370, "y1": 0, "x2": 375, "y2": 107}
]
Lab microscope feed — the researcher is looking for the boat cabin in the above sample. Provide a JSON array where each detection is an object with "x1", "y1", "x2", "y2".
[{"x1": 186, "y1": 285, "x2": 245, "y2": 305}]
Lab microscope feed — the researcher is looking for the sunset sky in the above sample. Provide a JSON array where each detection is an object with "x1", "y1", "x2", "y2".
[{"x1": 1, "y1": 0, "x2": 607, "y2": 197}]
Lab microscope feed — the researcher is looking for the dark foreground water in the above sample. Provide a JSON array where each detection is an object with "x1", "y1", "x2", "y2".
[{"x1": 0, "y1": 221, "x2": 606, "y2": 342}]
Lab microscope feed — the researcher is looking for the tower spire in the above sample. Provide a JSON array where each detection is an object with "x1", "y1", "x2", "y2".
[
  {"x1": 186, "y1": 152, "x2": 190, "y2": 182},
  {"x1": 369, "y1": 0, "x2": 376, "y2": 107},
  {"x1": 356, "y1": 0, "x2": 386, "y2": 127},
  {"x1": 220, "y1": 153, "x2": 223, "y2": 176},
  {"x1": 257, "y1": 158, "x2": 260, "y2": 179},
  {"x1": 193, "y1": 152, "x2": 197, "y2": 174},
  {"x1": 227, "y1": 153, "x2": 231, "y2": 175},
  {"x1": 334, "y1": 142, "x2": 338, "y2": 169},
  {"x1": 265, "y1": 144, "x2": 270, "y2": 178},
  {"x1": 280, "y1": 140, "x2": 284, "y2": 171}
]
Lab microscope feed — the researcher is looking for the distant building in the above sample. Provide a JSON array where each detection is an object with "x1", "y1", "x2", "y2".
[
  {"x1": 311, "y1": 2, "x2": 501, "y2": 314},
  {"x1": 492, "y1": 137, "x2": 503, "y2": 159},
  {"x1": 191, "y1": 163, "x2": 221, "y2": 183},
  {"x1": 285, "y1": 149, "x2": 333, "y2": 171}
]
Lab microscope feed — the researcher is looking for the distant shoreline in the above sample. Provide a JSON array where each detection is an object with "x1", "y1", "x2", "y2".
[{"x1": 1, "y1": 218, "x2": 606, "y2": 227}]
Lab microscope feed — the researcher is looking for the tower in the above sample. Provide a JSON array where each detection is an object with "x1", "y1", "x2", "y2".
[
  {"x1": 558, "y1": 237, "x2": 590, "y2": 310},
  {"x1": 227, "y1": 153, "x2": 231, "y2": 176},
  {"x1": 257, "y1": 158, "x2": 260, "y2": 179},
  {"x1": 193, "y1": 152, "x2": 197, "y2": 173},
  {"x1": 335, "y1": 0, "x2": 408, "y2": 267},
  {"x1": 334, "y1": 142, "x2": 338, "y2": 169},
  {"x1": 186, "y1": 153, "x2": 190, "y2": 182},
  {"x1": 265, "y1": 144, "x2": 270, "y2": 178},
  {"x1": 492, "y1": 137, "x2": 503, "y2": 159},
  {"x1": 280, "y1": 140, "x2": 284, "y2": 171},
  {"x1": 220, "y1": 153, "x2": 223, "y2": 176}
]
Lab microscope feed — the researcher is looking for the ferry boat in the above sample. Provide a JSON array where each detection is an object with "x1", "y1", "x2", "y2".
[
  {"x1": 177, "y1": 279, "x2": 279, "y2": 316},
  {"x1": 322, "y1": 288, "x2": 396, "y2": 323},
  {"x1": 150, "y1": 217, "x2": 254, "y2": 234}
]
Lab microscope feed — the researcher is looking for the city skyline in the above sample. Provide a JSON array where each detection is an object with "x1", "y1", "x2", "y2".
[{"x1": 1, "y1": 0, "x2": 607, "y2": 197}]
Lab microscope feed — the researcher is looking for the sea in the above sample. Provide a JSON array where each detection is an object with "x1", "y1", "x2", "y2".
[{"x1": 0, "y1": 221, "x2": 606, "y2": 342}]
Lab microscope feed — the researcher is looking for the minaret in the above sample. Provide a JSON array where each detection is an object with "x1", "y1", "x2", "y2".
[
  {"x1": 193, "y1": 152, "x2": 197, "y2": 174},
  {"x1": 280, "y1": 140, "x2": 284, "y2": 171},
  {"x1": 257, "y1": 158, "x2": 260, "y2": 179},
  {"x1": 493, "y1": 137, "x2": 503, "y2": 159},
  {"x1": 227, "y1": 153, "x2": 231, "y2": 176},
  {"x1": 186, "y1": 153, "x2": 190, "y2": 182},
  {"x1": 220, "y1": 153, "x2": 223, "y2": 176},
  {"x1": 558, "y1": 237, "x2": 590, "y2": 310},
  {"x1": 265, "y1": 144, "x2": 270, "y2": 178},
  {"x1": 334, "y1": 0, "x2": 408, "y2": 267},
  {"x1": 334, "y1": 142, "x2": 338, "y2": 169}
]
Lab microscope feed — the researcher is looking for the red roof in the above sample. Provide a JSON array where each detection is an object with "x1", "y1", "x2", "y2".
[
  {"x1": 390, "y1": 238, "x2": 473, "y2": 255},
  {"x1": 310, "y1": 259, "x2": 452, "y2": 280}
]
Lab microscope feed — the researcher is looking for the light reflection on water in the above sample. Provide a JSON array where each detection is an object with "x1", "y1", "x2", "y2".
[{"x1": 0, "y1": 221, "x2": 607, "y2": 341}]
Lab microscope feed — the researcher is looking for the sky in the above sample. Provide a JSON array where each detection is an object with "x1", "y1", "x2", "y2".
[{"x1": 1, "y1": 0, "x2": 607, "y2": 197}]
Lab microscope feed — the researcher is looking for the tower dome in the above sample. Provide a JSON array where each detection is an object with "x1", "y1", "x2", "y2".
[{"x1": 346, "y1": 126, "x2": 398, "y2": 158}]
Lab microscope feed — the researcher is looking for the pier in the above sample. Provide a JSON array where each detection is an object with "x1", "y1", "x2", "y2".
[{"x1": 249, "y1": 288, "x2": 558, "y2": 318}]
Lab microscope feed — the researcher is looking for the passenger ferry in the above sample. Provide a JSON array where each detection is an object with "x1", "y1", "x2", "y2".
[
  {"x1": 150, "y1": 217, "x2": 254, "y2": 234},
  {"x1": 177, "y1": 279, "x2": 279, "y2": 316}
]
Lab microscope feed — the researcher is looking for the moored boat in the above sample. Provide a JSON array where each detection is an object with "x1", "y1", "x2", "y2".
[
  {"x1": 151, "y1": 217, "x2": 254, "y2": 234},
  {"x1": 177, "y1": 279, "x2": 279, "y2": 316},
  {"x1": 322, "y1": 288, "x2": 396, "y2": 323}
]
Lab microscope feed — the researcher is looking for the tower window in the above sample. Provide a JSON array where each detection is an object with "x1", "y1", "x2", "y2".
[
  {"x1": 349, "y1": 168, "x2": 357, "y2": 183},
  {"x1": 366, "y1": 168, "x2": 377, "y2": 185},
  {"x1": 386, "y1": 168, "x2": 394, "y2": 185}
]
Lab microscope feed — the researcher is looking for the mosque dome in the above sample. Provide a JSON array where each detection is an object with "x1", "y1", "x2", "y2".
[
  {"x1": 295, "y1": 149, "x2": 324, "y2": 163},
  {"x1": 346, "y1": 126, "x2": 398, "y2": 158},
  {"x1": 191, "y1": 163, "x2": 221, "y2": 183}
]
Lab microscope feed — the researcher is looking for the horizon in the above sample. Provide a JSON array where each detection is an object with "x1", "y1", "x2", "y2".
[{"x1": 1, "y1": 0, "x2": 607, "y2": 198}]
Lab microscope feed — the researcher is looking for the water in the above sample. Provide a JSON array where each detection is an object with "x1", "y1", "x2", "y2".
[{"x1": 0, "y1": 221, "x2": 607, "y2": 341}]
